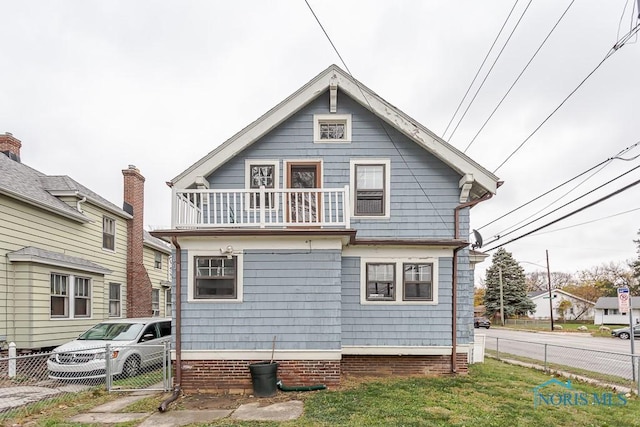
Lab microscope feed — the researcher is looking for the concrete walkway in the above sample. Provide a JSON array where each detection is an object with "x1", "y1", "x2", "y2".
[{"x1": 67, "y1": 391, "x2": 304, "y2": 426}]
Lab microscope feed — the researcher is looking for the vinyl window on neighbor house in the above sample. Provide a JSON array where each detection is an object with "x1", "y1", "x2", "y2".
[
  {"x1": 152, "y1": 289, "x2": 160, "y2": 316},
  {"x1": 154, "y1": 252, "x2": 162, "y2": 269},
  {"x1": 194, "y1": 256, "x2": 237, "y2": 299},
  {"x1": 403, "y1": 263, "x2": 433, "y2": 301},
  {"x1": 103, "y1": 216, "x2": 115, "y2": 250},
  {"x1": 165, "y1": 288, "x2": 172, "y2": 317},
  {"x1": 51, "y1": 273, "x2": 92, "y2": 318},
  {"x1": 109, "y1": 283, "x2": 121, "y2": 317},
  {"x1": 604, "y1": 308, "x2": 620, "y2": 315},
  {"x1": 248, "y1": 163, "x2": 276, "y2": 209}
]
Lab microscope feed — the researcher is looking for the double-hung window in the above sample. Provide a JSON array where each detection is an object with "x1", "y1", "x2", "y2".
[
  {"x1": 109, "y1": 283, "x2": 121, "y2": 317},
  {"x1": 154, "y1": 252, "x2": 162, "y2": 269},
  {"x1": 361, "y1": 258, "x2": 437, "y2": 305},
  {"x1": 350, "y1": 159, "x2": 390, "y2": 217},
  {"x1": 51, "y1": 273, "x2": 92, "y2": 318},
  {"x1": 103, "y1": 216, "x2": 115, "y2": 250},
  {"x1": 152, "y1": 289, "x2": 160, "y2": 315},
  {"x1": 194, "y1": 256, "x2": 237, "y2": 299},
  {"x1": 165, "y1": 288, "x2": 172, "y2": 316}
]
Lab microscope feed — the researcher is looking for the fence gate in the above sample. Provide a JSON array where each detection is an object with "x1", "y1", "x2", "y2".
[{"x1": 106, "y1": 342, "x2": 172, "y2": 393}]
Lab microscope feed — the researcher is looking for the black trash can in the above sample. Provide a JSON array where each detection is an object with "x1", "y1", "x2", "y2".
[{"x1": 248, "y1": 361, "x2": 279, "y2": 397}]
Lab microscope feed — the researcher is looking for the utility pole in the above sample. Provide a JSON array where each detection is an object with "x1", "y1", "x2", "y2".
[
  {"x1": 546, "y1": 250, "x2": 554, "y2": 331},
  {"x1": 499, "y1": 266, "x2": 505, "y2": 326}
]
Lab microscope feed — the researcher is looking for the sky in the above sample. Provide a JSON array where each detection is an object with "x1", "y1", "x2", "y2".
[{"x1": 1, "y1": 1, "x2": 639, "y2": 282}]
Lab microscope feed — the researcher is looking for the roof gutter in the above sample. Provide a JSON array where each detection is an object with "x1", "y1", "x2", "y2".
[{"x1": 452, "y1": 191, "x2": 493, "y2": 373}]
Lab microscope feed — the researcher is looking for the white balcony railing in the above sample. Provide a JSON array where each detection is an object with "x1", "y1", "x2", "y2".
[{"x1": 172, "y1": 186, "x2": 350, "y2": 229}]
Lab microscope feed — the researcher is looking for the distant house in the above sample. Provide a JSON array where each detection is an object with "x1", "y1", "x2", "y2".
[
  {"x1": 0, "y1": 133, "x2": 171, "y2": 350},
  {"x1": 152, "y1": 65, "x2": 500, "y2": 393},
  {"x1": 527, "y1": 289, "x2": 595, "y2": 321},
  {"x1": 594, "y1": 297, "x2": 640, "y2": 325}
]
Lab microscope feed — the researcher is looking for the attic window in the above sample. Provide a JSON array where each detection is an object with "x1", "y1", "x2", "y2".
[{"x1": 314, "y1": 114, "x2": 351, "y2": 143}]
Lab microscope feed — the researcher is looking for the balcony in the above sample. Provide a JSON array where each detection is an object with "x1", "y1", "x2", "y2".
[{"x1": 172, "y1": 186, "x2": 350, "y2": 229}]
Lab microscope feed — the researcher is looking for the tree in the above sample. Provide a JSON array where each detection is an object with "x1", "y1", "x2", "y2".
[
  {"x1": 525, "y1": 271, "x2": 574, "y2": 292},
  {"x1": 474, "y1": 287, "x2": 485, "y2": 307},
  {"x1": 483, "y1": 248, "x2": 536, "y2": 320},
  {"x1": 562, "y1": 283, "x2": 599, "y2": 320},
  {"x1": 577, "y1": 262, "x2": 639, "y2": 297},
  {"x1": 557, "y1": 299, "x2": 572, "y2": 322},
  {"x1": 632, "y1": 229, "x2": 640, "y2": 283}
]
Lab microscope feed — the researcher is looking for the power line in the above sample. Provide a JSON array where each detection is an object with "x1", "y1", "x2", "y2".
[
  {"x1": 482, "y1": 176, "x2": 640, "y2": 252},
  {"x1": 463, "y1": 0, "x2": 576, "y2": 153},
  {"x1": 486, "y1": 163, "x2": 640, "y2": 243},
  {"x1": 532, "y1": 206, "x2": 640, "y2": 236},
  {"x1": 446, "y1": 0, "x2": 533, "y2": 143},
  {"x1": 475, "y1": 140, "x2": 640, "y2": 231},
  {"x1": 442, "y1": 0, "x2": 519, "y2": 139},
  {"x1": 492, "y1": 22, "x2": 640, "y2": 173},
  {"x1": 303, "y1": 0, "x2": 449, "y2": 228}
]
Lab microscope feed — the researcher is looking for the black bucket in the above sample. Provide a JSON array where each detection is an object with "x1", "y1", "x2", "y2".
[{"x1": 248, "y1": 361, "x2": 279, "y2": 397}]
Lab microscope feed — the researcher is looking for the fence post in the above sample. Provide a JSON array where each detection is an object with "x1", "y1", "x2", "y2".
[
  {"x1": 105, "y1": 343, "x2": 111, "y2": 392},
  {"x1": 163, "y1": 341, "x2": 169, "y2": 391},
  {"x1": 544, "y1": 344, "x2": 548, "y2": 373},
  {"x1": 496, "y1": 337, "x2": 500, "y2": 360},
  {"x1": 8, "y1": 342, "x2": 16, "y2": 378}
]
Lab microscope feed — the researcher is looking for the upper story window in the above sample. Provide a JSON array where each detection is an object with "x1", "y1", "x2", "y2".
[
  {"x1": 361, "y1": 258, "x2": 438, "y2": 305},
  {"x1": 154, "y1": 251, "x2": 162, "y2": 269},
  {"x1": 245, "y1": 160, "x2": 279, "y2": 209},
  {"x1": 194, "y1": 256, "x2": 238, "y2": 299},
  {"x1": 314, "y1": 114, "x2": 351, "y2": 143},
  {"x1": 103, "y1": 216, "x2": 115, "y2": 250},
  {"x1": 350, "y1": 159, "x2": 390, "y2": 218}
]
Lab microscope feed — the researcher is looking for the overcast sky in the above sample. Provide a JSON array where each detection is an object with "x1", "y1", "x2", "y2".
[{"x1": 2, "y1": 1, "x2": 639, "y2": 282}]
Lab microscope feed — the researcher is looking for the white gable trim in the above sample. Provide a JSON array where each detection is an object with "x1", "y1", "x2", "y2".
[{"x1": 171, "y1": 65, "x2": 499, "y2": 196}]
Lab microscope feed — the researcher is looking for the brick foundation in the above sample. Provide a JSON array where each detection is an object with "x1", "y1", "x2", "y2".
[{"x1": 178, "y1": 354, "x2": 467, "y2": 393}]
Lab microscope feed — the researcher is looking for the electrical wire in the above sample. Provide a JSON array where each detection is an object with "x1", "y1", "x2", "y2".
[
  {"x1": 446, "y1": 0, "x2": 534, "y2": 143},
  {"x1": 304, "y1": 0, "x2": 450, "y2": 228},
  {"x1": 492, "y1": 22, "x2": 640, "y2": 174},
  {"x1": 487, "y1": 163, "x2": 640, "y2": 243},
  {"x1": 442, "y1": 0, "x2": 519, "y2": 139},
  {"x1": 531, "y1": 206, "x2": 640, "y2": 236},
  {"x1": 463, "y1": 0, "x2": 576, "y2": 153},
  {"x1": 482, "y1": 176, "x2": 640, "y2": 252},
  {"x1": 474, "y1": 140, "x2": 640, "y2": 231}
]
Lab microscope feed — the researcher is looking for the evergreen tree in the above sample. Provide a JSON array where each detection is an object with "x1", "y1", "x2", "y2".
[{"x1": 483, "y1": 248, "x2": 535, "y2": 319}]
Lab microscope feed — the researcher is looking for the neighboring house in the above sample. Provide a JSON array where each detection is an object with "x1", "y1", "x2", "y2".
[
  {"x1": 594, "y1": 297, "x2": 640, "y2": 325},
  {"x1": 0, "y1": 133, "x2": 171, "y2": 350},
  {"x1": 152, "y1": 65, "x2": 500, "y2": 392},
  {"x1": 527, "y1": 289, "x2": 595, "y2": 321}
]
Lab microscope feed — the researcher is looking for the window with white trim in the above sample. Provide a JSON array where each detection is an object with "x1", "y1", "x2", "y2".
[
  {"x1": 314, "y1": 114, "x2": 351, "y2": 143},
  {"x1": 154, "y1": 251, "x2": 162, "y2": 269},
  {"x1": 152, "y1": 289, "x2": 160, "y2": 315},
  {"x1": 51, "y1": 273, "x2": 92, "y2": 318},
  {"x1": 194, "y1": 256, "x2": 237, "y2": 299},
  {"x1": 103, "y1": 216, "x2": 115, "y2": 250},
  {"x1": 350, "y1": 159, "x2": 390, "y2": 217},
  {"x1": 109, "y1": 283, "x2": 121, "y2": 317},
  {"x1": 245, "y1": 160, "x2": 279, "y2": 210},
  {"x1": 361, "y1": 258, "x2": 438, "y2": 305},
  {"x1": 165, "y1": 288, "x2": 172, "y2": 317}
]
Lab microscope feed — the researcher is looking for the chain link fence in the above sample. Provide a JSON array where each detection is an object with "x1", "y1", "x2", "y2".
[
  {"x1": 0, "y1": 343, "x2": 172, "y2": 424},
  {"x1": 485, "y1": 336, "x2": 640, "y2": 394}
]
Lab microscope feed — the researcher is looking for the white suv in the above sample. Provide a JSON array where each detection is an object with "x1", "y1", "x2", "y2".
[{"x1": 47, "y1": 317, "x2": 171, "y2": 380}]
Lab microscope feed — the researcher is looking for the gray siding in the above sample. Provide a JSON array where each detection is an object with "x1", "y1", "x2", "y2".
[
  {"x1": 179, "y1": 249, "x2": 342, "y2": 351},
  {"x1": 341, "y1": 256, "x2": 454, "y2": 347},
  {"x1": 207, "y1": 89, "x2": 462, "y2": 239}
]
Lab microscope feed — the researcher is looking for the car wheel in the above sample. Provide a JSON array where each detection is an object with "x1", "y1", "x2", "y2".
[
  {"x1": 619, "y1": 332, "x2": 630, "y2": 340},
  {"x1": 122, "y1": 356, "x2": 141, "y2": 378},
  {"x1": 484, "y1": 325, "x2": 490, "y2": 329}
]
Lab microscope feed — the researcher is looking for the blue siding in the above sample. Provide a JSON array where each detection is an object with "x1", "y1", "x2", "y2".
[
  {"x1": 208, "y1": 89, "x2": 461, "y2": 239},
  {"x1": 341, "y1": 256, "x2": 455, "y2": 347},
  {"x1": 179, "y1": 249, "x2": 342, "y2": 351}
]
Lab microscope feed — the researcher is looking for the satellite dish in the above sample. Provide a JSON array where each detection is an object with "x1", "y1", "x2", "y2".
[{"x1": 471, "y1": 229, "x2": 483, "y2": 249}]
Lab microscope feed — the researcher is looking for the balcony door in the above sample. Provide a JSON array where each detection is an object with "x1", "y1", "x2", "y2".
[{"x1": 287, "y1": 162, "x2": 321, "y2": 224}]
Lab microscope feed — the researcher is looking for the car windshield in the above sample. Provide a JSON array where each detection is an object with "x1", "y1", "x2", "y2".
[{"x1": 78, "y1": 323, "x2": 144, "y2": 341}]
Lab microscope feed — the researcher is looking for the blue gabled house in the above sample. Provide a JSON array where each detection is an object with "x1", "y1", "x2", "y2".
[{"x1": 152, "y1": 65, "x2": 500, "y2": 393}]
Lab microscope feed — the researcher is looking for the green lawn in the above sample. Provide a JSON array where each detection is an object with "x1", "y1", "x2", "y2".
[{"x1": 3, "y1": 359, "x2": 639, "y2": 427}]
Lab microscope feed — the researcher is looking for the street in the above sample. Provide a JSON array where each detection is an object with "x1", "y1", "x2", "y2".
[{"x1": 475, "y1": 328, "x2": 639, "y2": 382}]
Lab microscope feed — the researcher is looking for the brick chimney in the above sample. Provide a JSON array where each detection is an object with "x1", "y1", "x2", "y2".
[
  {"x1": 0, "y1": 132, "x2": 22, "y2": 162},
  {"x1": 122, "y1": 165, "x2": 153, "y2": 318}
]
